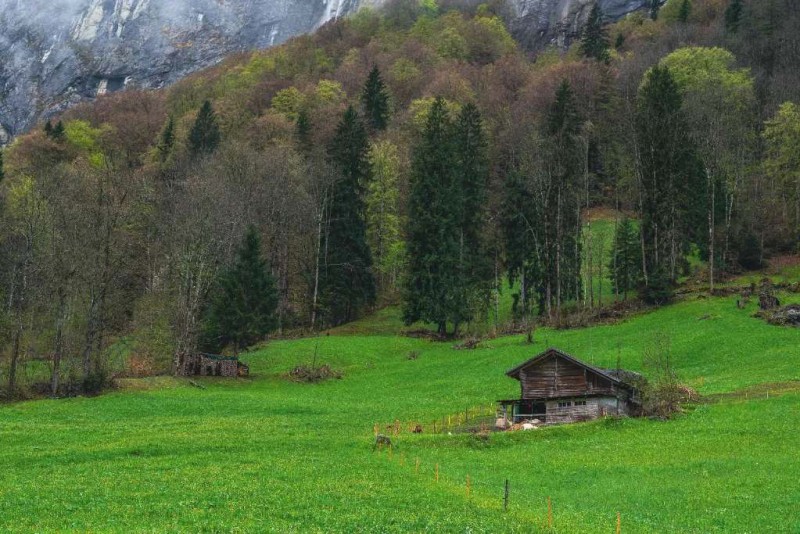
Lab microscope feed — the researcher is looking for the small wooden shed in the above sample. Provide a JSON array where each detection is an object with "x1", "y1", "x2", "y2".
[
  {"x1": 498, "y1": 348, "x2": 641, "y2": 425},
  {"x1": 176, "y1": 352, "x2": 248, "y2": 378}
]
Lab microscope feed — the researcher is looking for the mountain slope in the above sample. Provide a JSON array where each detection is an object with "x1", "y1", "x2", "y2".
[{"x1": 0, "y1": 0, "x2": 650, "y2": 140}]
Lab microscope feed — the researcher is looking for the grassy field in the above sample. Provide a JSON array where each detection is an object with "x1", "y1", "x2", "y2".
[{"x1": 1, "y1": 293, "x2": 800, "y2": 532}]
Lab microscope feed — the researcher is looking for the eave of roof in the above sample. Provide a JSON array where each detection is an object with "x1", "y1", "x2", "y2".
[{"x1": 505, "y1": 347, "x2": 633, "y2": 389}]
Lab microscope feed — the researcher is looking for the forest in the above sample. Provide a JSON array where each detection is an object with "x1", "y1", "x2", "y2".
[{"x1": 0, "y1": 0, "x2": 798, "y2": 398}]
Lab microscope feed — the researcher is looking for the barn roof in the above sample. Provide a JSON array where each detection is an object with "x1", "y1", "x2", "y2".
[{"x1": 505, "y1": 347, "x2": 634, "y2": 389}]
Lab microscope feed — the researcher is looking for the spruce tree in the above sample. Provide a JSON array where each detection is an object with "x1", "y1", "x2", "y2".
[
  {"x1": 320, "y1": 106, "x2": 376, "y2": 326},
  {"x1": 636, "y1": 65, "x2": 704, "y2": 291},
  {"x1": 204, "y1": 226, "x2": 278, "y2": 354},
  {"x1": 52, "y1": 121, "x2": 65, "y2": 142},
  {"x1": 44, "y1": 120, "x2": 53, "y2": 138},
  {"x1": 724, "y1": 0, "x2": 743, "y2": 33},
  {"x1": 403, "y1": 98, "x2": 460, "y2": 335},
  {"x1": 580, "y1": 3, "x2": 610, "y2": 63},
  {"x1": 188, "y1": 100, "x2": 220, "y2": 157},
  {"x1": 296, "y1": 109, "x2": 312, "y2": 152},
  {"x1": 609, "y1": 217, "x2": 642, "y2": 299},
  {"x1": 361, "y1": 66, "x2": 390, "y2": 132},
  {"x1": 451, "y1": 103, "x2": 491, "y2": 332},
  {"x1": 157, "y1": 116, "x2": 175, "y2": 163},
  {"x1": 677, "y1": 0, "x2": 691, "y2": 22}
]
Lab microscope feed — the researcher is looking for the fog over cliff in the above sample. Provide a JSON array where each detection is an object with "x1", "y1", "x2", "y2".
[{"x1": 0, "y1": 0, "x2": 649, "y2": 141}]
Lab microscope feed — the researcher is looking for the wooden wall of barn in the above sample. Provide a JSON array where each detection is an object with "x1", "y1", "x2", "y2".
[{"x1": 519, "y1": 356, "x2": 619, "y2": 399}]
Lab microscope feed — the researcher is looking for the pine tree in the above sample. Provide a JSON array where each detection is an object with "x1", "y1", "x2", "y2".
[
  {"x1": 451, "y1": 102, "x2": 491, "y2": 332},
  {"x1": 157, "y1": 116, "x2": 175, "y2": 163},
  {"x1": 677, "y1": 0, "x2": 691, "y2": 22},
  {"x1": 724, "y1": 0, "x2": 743, "y2": 33},
  {"x1": 580, "y1": 3, "x2": 610, "y2": 63},
  {"x1": 296, "y1": 109, "x2": 312, "y2": 152},
  {"x1": 361, "y1": 66, "x2": 390, "y2": 132},
  {"x1": 320, "y1": 106, "x2": 376, "y2": 326},
  {"x1": 502, "y1": 168, "x2": 541, "y2": 319},
  {"x1": 52, "y1": 121, "x2": 66, "y2": 142},
  {"x1": 204, "y1": 226, "x2": 278, "y2": 354},
  {"x1": 609, "y1": 217, "x2": 642, "y2": 299},
  {"x1": 188, "y1": 100, "x2": 220, "y2": 157},
  {"x1": 403, "y1": 97, "x2": 461, "y2": 336},
  {"x1": 636, "y1": 65, "x2": 704, "y2": 290},
  {"x1": 44, "y1": 120, "x2": 53, "y2": 138}
]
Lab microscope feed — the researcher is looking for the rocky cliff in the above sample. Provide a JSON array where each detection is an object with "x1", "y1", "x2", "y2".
[{"x1": 0, "y1": 0, "x2": 649, "y2": 140}]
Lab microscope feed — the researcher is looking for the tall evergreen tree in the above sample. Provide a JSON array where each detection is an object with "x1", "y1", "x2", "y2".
[
  {"x1": 320, "y1": 106, "x2": 376, "y2": 326},
  {"x1": 451, "y1": 103, "x2": 491, "y2": 331},
  {"x1": 188, "y1": 100, "x2": 221, "y2": 157},
  {"x1": 580, "y1": 3, "x2": 610, "y2": 63},
  {"x1": 157, "y1": 116, "x2": 175, "y2": 163},
  {"x1": 403, "y1": 98, "x2": 461, "y2": 335},
  {"x1": 724, "y1": 0, "x2": 743, "y2": 33},
  {"x1": 204, "y1": 226, "x2": 278, "y2": 354},
  {"x1": 52, "y1": 121, "x2": 65, "y2": 142},
  {"x1": 677, "y1": 0, "x2": 691, "y2": 22},
  {"x1": 296, "y1": 109, "x2": 312, "y2": 152},
  {"x1": 502, "y1": 168, "x2": 541, "y2": 319},
  {"x1": 43, "y1": 120, "x2": 53, "y2": 138},
  {"x1": 636, "y1": 65, "x2": 704, "y2": 290},
  {"x1": 361, "y1": 66, "x2": 391, "y2": 132},
  {"x1": 609, "y1": 217, "x2": 642, "y2": 299},
  {"x1": 0, "y1": 148, "x2": 4, "y2": 183}
]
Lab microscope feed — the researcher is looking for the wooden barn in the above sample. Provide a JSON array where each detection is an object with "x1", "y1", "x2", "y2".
[
  {"x1": 176, "y1": 353, "x2": 249, "y2": 378},
  {"x1": 497, "y1": 348, "x2": 641, "y2": 425}
]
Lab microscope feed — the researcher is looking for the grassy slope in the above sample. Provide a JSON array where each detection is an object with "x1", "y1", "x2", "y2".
[{"x1": 1, "y1": 294, "x2": 799, "y2": 532}]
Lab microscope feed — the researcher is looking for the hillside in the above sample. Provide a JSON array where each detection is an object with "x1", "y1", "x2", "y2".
[{"x1": 1, "y1": 294, "x2": 799, "y2": 532}]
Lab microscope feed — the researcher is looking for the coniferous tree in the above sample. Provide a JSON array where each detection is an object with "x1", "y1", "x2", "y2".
[
  {"x1": 724, "y1": 0, "x2": 743, "y2": 33},
  {"x1": 0, "y1": 149, "x2": 4, "y2": 183},
  {"x1": 580, "y1": 3, "x2": 610, "y2": 63},
  {"x1": 320, "y1": 106, "x2": 376, "y2": 326},
  {"x1": 677, "y1": 0, "x2": 691, "y2": 22},
  {"x1": 404, "y1": 98, "x2": 461, "y2": 336},
  {"x1": 188, "y1": 100, "x2": 220, "y2": 157},
  {"x1": 609, "y1": 217, "x2": 642, "y2": 299},
  {"x1": 157, "y1": 116, "x2": 175, "y2": 163},
  {"x1": 52, "y1": 121, "x2": 65, "y2": 142},
  {"x1": 296, "y1": 109, "x2": 312, "y2": 152},
  {"x1": 44, "y1": 120, "x2": 53, "y2": 138},
  {"x1": 204, "y1": 226, "x2": 278, "y2": 354},
  {"x1": 451, "y1": 103, "x2": 491, "y2": 331},
  {"x1": 361, "y1": 66, "x2": 390, "y2": 132},
  {"x1": 636, "y1": 65, "x2": 704, "y2": 292}
]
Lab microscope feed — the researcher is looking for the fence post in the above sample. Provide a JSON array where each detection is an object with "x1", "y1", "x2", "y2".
[{"x1": 503, "y1": 479, "x2": 509, "y2": 511}]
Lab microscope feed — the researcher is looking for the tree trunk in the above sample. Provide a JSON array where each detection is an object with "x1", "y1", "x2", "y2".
[{"x1": 51, "y1": 287, "x2": 67, "y2": 396}]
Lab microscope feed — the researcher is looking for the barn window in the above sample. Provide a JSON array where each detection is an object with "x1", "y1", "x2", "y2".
[
  {"x1": 574, "y1": 400, "x2": 587, "y2": 406},
  {"x1": 558, "y1": 401, "x2": 572, "y2": 408}
]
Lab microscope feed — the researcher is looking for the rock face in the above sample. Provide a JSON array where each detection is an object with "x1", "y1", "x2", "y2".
[
  {"x1": 507, "y1": 0, "x2": 650, "y2": 50},
  {"x1": 0, "y1": 0, "x2": 648, "y2": 138}
]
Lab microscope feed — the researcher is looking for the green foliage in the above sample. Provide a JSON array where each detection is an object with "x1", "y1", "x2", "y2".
[
  {"x1": 580, "y1": 3, "x2": 610, "y2": 63},
  {"x1": 650, "y1": 0, "x2": 660, "y2": 20},
  {"x1": 321, "y1": 106, "x2": 377, "y2": 326},
  {"x1": 609, "y1": 217, "x2": 642, "y2": 298},
  {"x1": 295, "y1": 109, "x2": 312, "y2": 152},
  {"x1": 156, "y1": 116, "x2": 175, "y2": 163},
  {"x1": 271, "y1": 87, "x2": 304, "y2": 120},
  {"x1": 636, "y1": 65, "x2": 704, "y2": 284},
  {"x1": 660, "y1": 47, "x2": 754, "y2": 105},
  {"x1": 366, "y1": 141, "x2": 405, "y2": 288},
  {"x1": 361, "y1": 66, "x2": 391, "y2": 131},
  {"x1": 678, "y1": 0, "x2": 691, "y2": 22},
  {"x1": 408, "y1": 97, "x2": 461, "y2": 131},
  {"x1": 203, "y1": 226, "x2": 278, "y2": 353},
  {"x1": 0, "y1": 149, "x2": 4, "y2": 183},
  {"x1": 43, "y1": 120, "x2": 53, "y2": 138},
  {"x1": 724, "y1": 0, "x2": 743, "y2": 33},
  {"x1": 51, "y1": 121, "x2": 65, "y2": 142},
  {"x1": 314, "y1": 80, "x2": 345, "y2": 106},
  {"x1": 763, "y1": 102, "x2": 800, "y2": 233},
  {"x1": 736, "y1": 231, "x2": 763, "y2": 270},
  {"x1": 187, "y1": 100, "x2": 221, "y2": 157}
]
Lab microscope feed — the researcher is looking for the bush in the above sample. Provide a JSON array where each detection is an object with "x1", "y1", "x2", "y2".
[
  {"x1": 288, "y1": 364, "x2": 342, "y2": 383},
  {"x1": 641, "y1": 268, "x2": 674, "y2": 305}
]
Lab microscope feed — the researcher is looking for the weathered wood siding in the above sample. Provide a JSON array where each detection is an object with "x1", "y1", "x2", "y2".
[
  {"x1": 544, "y1": 397, "x2": 630, "y2": 424},
  {"x1": 519, "y1": 355, "x2": 619, "y2": 399}
]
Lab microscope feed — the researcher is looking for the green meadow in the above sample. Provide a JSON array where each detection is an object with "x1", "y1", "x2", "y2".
[{"x1": 1, "y1": 294, "x2": 799, "y2": 532}]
